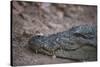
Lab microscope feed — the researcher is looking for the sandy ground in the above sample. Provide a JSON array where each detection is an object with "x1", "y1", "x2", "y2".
[{"x1": 11, "y1": 1, "x2": 97, "y2": 66}]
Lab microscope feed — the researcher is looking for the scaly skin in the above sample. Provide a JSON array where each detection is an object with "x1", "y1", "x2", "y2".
[{"x1": 28, "y1": 24, "x2": 97, "y2": 61}]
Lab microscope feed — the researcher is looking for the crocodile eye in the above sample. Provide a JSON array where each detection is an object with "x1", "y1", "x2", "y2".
[{"x1": 37, "y1": 35, "x2": 41, "y2": 37}]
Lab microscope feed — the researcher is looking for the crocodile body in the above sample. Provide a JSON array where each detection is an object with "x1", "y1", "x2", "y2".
[{"x1": 28, "y1": 25, "x2": 97, "y2": 61}]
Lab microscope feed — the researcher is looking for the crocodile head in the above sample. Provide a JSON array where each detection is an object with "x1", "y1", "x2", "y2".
[{"x1": 28, "y1": 35, "x2": 47, "y2": 51}]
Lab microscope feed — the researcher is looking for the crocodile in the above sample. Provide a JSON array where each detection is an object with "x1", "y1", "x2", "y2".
[{"x1": 28, "y1": 24, "x2": 97, "y2": 61}]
